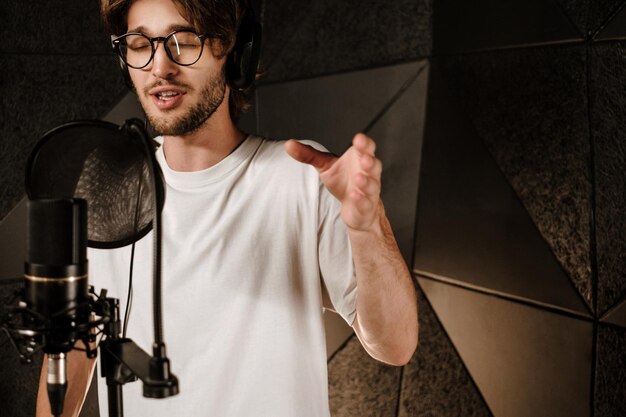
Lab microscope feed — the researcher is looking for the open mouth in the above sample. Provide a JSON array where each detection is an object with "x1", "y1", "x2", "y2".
[{"x1": 156, "y1": 91, "x2": 181, "y2": 101}]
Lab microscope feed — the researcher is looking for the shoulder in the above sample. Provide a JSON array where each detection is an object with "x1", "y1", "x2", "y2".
[{"x1": 252, "y1": 136, "x2": 327, "y2": 167}]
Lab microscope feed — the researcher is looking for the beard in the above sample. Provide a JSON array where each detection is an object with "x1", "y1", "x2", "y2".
[{"x1": 144, "y1": 70, "x2": 226, "y2": 136}]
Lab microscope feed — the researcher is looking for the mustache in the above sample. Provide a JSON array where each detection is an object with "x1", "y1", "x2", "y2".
[{"x1": 144, "y1": 80, "x2": 192, "y2": 94}]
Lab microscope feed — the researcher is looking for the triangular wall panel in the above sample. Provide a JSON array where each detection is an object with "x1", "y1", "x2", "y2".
[
  {"x1": 434, "y1": 0, "x2": 582, "y2": 54},
  {"x1": 399, "y1": 288, "x2": 492, "y2": 417},
  {"x1": 414, "y1": 63, "x2": 590, "y2": 315},
  {"x1": 437, "y1": 45, "x2": 593, "y2": 310},
  {"x1": 419, "y1": 276, "x2": 593, "y2": 417},
  {"x1": 602, "y1": 299, "x2": 626, "y2": 328},
  {"x1": 593, "y1": 2, "x2": 626, "y2": 39}
]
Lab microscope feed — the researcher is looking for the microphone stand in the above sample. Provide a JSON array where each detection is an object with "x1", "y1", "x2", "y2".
[
  {"x1": 94, "y1": 291, "x2": 178, "y2": 417},
  {"x1": 0, "y1": 118, "x2": 178, "y2": 417}
]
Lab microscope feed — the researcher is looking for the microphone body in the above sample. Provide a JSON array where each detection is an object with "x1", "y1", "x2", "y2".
[{"x1": 25, "y1": 198, "x2": 89, "y2": 417}]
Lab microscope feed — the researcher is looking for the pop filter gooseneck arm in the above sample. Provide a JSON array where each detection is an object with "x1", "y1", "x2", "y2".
[{"x1": 123, "y1": 120, "x2": 165, "y2": 350}]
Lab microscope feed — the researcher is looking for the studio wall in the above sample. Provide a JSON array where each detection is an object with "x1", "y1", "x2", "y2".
[
  {"x1": 258, "y1": 0, "x2": 625, "y2": 416},
  {"x1": 1, "y1": 2, "x2": 127, "y2": 416},
  {"x1": 1, "y1": 1, "x2": 625, "y2": 417}
]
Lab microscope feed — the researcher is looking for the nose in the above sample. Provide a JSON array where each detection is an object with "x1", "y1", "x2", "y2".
[{"x1": 148, "y1": 42, "x2": 178, "y2": 79}]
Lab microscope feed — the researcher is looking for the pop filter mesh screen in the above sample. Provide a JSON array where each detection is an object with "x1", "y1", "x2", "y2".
[{"x1": 27, "y1": 121, "x2": 157, "y2": 249}]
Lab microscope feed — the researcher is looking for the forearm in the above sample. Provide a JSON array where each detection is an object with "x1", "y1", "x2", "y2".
[{"x1": 349, "y1": 202, "x2": 418, "y2": 366}]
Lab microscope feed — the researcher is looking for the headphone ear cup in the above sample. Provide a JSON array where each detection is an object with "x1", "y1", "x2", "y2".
[{"x1": 226, "y1": 14, "x2": 262, "y2": 91}]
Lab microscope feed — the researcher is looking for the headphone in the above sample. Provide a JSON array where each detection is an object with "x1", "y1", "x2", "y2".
[{"x1": 114, "y1": 4, "x2": 262, "y2": 92}]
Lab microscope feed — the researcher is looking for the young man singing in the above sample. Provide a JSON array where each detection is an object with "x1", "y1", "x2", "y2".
[{"x1": 37, "y1": 0, "x2": 418, "y2": 415}]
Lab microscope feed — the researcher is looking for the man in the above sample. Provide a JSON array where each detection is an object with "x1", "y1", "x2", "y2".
[{"x1": 37, "y1": 0, "x2": 418, "y2": 415}]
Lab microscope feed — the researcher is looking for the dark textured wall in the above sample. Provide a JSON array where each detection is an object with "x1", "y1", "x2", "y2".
[
  {"x1": 261, "y1": 0, "x2": 625, "y2": 416},
  {"x1": 2, "y1": 0, "x2": 625, "y2": 416},
  {"x1": 1, "y1": 1, "x2": 127, "y2": 416},
  {"x1": 412, "y1": 0, "x2": 626, "y2": 416},
  {"x1": 0, "y1": 1, "x2": 127, "y2": 222}
]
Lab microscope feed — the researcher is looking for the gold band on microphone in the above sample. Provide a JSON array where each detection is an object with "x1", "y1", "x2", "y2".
[{"x1": 24, "y1": 274, "x2": 88, "y2": 283}]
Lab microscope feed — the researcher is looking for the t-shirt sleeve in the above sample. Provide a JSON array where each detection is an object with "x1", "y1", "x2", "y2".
[{"x1": 317, "y1": 178, "x2": 358, "y2": 326}]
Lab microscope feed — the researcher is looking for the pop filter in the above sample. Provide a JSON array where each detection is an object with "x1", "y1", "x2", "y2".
[{"x1": 25, "y1": 119, "x2": 164, "y2": 248}]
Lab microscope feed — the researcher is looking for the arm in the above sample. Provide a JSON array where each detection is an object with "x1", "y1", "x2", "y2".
[
  {"x1": 285, "y1": 134, "x2": 418, "y2": 366},
  {"x1": 37, "y1": 349, "x2": 96, "y2": 417}
]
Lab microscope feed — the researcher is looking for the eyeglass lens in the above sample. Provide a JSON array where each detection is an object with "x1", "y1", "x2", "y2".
[{"x1": 120, "y1": 31, "x2": 204, "y2": 68}]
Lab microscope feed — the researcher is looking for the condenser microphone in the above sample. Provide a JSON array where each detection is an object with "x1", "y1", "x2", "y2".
[{"x1": 25, "y1": 198, "x2": 89, "y2": 417}]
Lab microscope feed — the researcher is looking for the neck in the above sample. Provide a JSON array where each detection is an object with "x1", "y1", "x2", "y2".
[{"x1": 161, "y1": 97, "x2": 245, "y2": 172}]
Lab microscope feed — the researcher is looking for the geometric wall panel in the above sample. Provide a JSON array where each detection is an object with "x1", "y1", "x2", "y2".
[
  {"x1": 257, "y1": 61, "x2": 428, "y2": 262},
  {"x1": 418, "y1": 276, "x2": 593, "y2": 417},
  {"x1": 438, "y1": 46, "x2": 593, "y2": 310},
  {"x1": 594, "y1": 324, "x2": 626, "y2": 416},
  {"x1": 553, "y1": 0, "x2": 588, "y2": 36},
  {"x1": 588, "y1": 43, "x2": 626, "y2": 314},
  {"x1": 434, "y1": 0, "x2": 582, "y2": 54},
  {"x1": 260, "y1": 0, "x2": 432, "y2": 83},
  {"x1": 328, "y1": 336, "x2": 402, "y2": 417},
  {"x1": 602, "y1": 299, "x2": 626, "y2": 328},
  {"x1": 588, "y1": 0, "x2": 626, "y2": 36},
  {"x1": 414, "y1": 64, "x2": 590, "y2": 315},
  {"x1": 593, "y1": 1, "x2": 626, "y2": 40},
  {"x1": 399, "y1": 288, "x2": 492, "y2": 417},
  {"x1": 555, "y1": 0, "x2": 626, "y2": 36}
]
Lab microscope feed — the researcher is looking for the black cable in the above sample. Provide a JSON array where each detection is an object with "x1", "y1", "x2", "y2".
[
  {"x1": 122, "y1": 160, "x2": 143, "y2": 338},
  {"x1": 122, "y1": 242, "x2": 135, "y2": 338}
]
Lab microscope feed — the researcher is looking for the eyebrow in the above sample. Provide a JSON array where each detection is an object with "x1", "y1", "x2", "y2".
[{"x1": 127, "y1": 24, "x2": 197, "y2": 35}]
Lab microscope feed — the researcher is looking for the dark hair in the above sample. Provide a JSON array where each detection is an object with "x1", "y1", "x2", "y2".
[{"x1": 101, "y1": 0, "x2": 252, "y2": 121}]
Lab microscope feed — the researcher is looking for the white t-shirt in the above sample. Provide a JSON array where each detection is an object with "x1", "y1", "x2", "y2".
[{"x1": 88, "y1": 136, "x2": 357, "y2": 417}]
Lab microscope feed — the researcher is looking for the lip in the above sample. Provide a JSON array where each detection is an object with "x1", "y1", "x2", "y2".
[{"x1": 148, "y1": 85, "x2": 187, "y2": 111}]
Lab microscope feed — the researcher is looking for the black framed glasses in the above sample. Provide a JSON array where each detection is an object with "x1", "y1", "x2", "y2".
[{"x1": 112, "y1": 30, "x2": 207, "y2": 69}]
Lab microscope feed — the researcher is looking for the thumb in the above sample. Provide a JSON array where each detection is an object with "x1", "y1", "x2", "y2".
[{"x1": 285, "y1": 140, "x2": 336, "y2": 172}]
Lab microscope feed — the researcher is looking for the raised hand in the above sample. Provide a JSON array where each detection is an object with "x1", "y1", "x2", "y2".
[{"x1": 285, "y1": 133, "x2": 383, "y2": 232}]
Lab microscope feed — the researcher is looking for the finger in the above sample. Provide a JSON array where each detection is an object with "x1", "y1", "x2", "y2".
[
  {"x1": 359, "y1": 154, "x2": 382, "y2": 177},
  {"x1": 285, "y1": 140, "x2": 336, "y2": 172},
  {"x1": 354, "y1": 173, "x2": 380, "y2": 197},
  {"x1": 353, "y1": 133, "x2": 376, "y2": 155}
]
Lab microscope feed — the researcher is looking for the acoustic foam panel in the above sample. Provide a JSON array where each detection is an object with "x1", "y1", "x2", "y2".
[
  {"x1": 602, "y1": 299, "x2": 626, "y2": 328},
  {"x1": 593, "y1": 1, "x2": 626, "y2": 40},
  {"x1": 414, "y1": 62, "x2": 589, "y2": 315},
  {"x1": 588, "y1": 42, "x2": 626, "y2": 314},
  {"x1": 594, "y1": 324, "x2": 626, "y2": 416},
  {"x1": 433, "y1": 0, "x2": 582, "y2": 54},
  {"x1": 328, "y1": 335, "x2": 402, "y2": 416},
  {"x1": 260, "y1": 0, "x2": 432, "y2": 84},
  {"x1": 418, "y1": 276, "x2": 593, "y2": 417},
  {"x1": 399, "y1": 288, "x2": 492, "y2": 417},
  {"x1": 437, "y1": 45, "x2": 593, "y2": 310}
]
